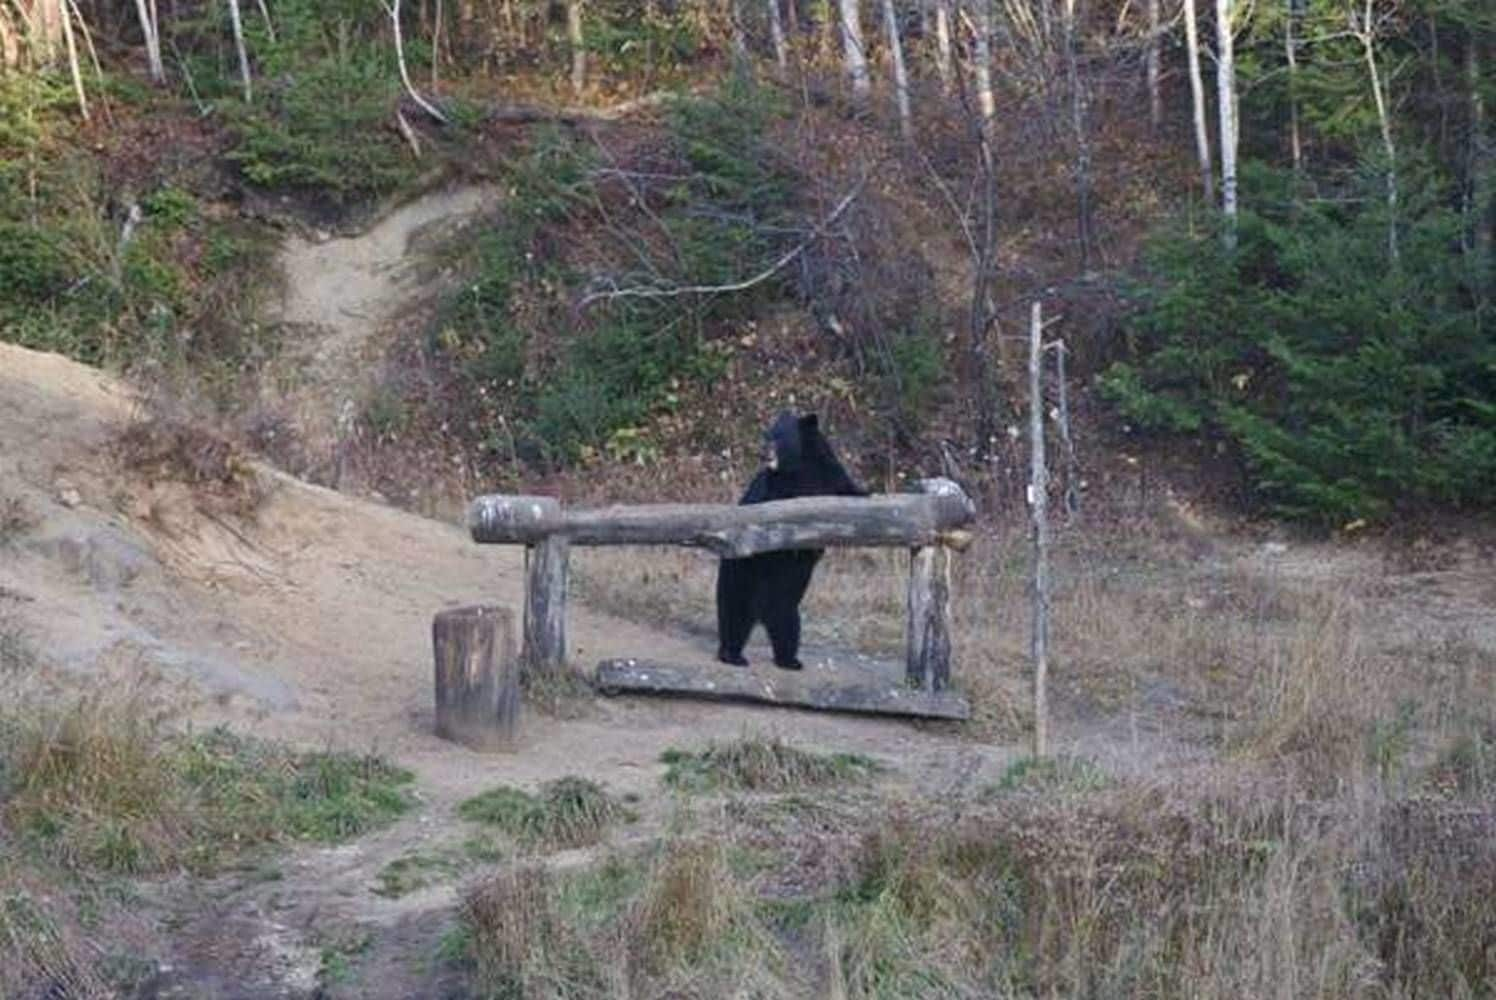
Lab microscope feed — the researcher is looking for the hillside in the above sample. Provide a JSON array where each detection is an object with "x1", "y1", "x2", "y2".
[{"x1": 2, "y1": 0, "x2": 1495, "y2": 996}]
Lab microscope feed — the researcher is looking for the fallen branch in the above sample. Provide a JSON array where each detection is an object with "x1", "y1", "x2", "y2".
[
  {"x1": 577, "y1": 175, "x2": 868, "y2": 309},
  {"x1": 401, "y1": 89, "x2": 693, "y2": 127},
  {"x1": 394, "y1": 107, "x2": 423, "y2": 157},
  {"x1": 386, "y1": 0, "x2": 448, "y2": 124}
]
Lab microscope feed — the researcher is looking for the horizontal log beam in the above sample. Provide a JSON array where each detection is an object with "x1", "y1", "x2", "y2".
[
  {"x1": 594, "y1": 659, "x2": 972, "y2": 720},
  {"x1": 469, "y1": 478, "x2": 976, "y2": 557}
]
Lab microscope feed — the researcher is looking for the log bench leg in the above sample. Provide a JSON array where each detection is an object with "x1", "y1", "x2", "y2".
[
  {"x1": 523, "y1": 535, "x2": 569, "y2": 675},
  {"x1": 905, "y1": 544, "x2": 953, "y2": 691}
]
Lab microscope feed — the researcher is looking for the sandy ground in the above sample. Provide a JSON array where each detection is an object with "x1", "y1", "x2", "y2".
[{"x1": 0, "y1": 219, "x2": 1006, "y2": 996}]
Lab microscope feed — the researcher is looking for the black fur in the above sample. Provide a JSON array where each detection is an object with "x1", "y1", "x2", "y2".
[{"x1": 716, "y1": 411, "x2": 867, "y2": 670}]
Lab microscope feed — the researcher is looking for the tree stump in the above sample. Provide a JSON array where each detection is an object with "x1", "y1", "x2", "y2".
[{"x1": 433, "y1": 605, "x2": 520, "y2": 751}]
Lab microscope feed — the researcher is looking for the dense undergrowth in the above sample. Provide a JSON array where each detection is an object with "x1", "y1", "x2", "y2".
[
  {"x1": 418, "y1": 78, "x2": 947, "y2": 470},
  {"x1": 1106, "y1": 163, "x2": 1496, "y2": 526}
]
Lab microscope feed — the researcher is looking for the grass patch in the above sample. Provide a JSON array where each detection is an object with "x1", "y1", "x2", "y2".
[
  {"x1": 457, "y1": 777, "x2": 631, "y2": 851},
  {"x1": 0, "y1": 685, "x2": 413, "y2": 875},
  {"x1": 373, "y1": 850, "x2": 462, "y2": 899},
  {"x1": 987, "y1": 754, "x2": 1111, "y2": 795},
  {"x1": 660, "y1": 737, "x2": 879, "y2": 794},
  {"x1": 0, "y1": 496, "x2": 37, "y2": 547},
  {"x1": 462, "y1": 863, "x2": 609, "y2": 999},
  {"x1": 459, "y1": 840, "x2": 784, "y2": 998}
]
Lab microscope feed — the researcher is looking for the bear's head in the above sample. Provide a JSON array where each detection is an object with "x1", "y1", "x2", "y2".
[{"x1": 761, "y1": 410, "x2": 818, "y2": 472}]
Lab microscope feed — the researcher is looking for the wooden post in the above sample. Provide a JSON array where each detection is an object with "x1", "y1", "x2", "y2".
[
  {"x1": 433, "y1": 605, "x2": 520, "y2": 750},
  {"x1": 523, "y1": 536, "x2": 569, "y2": 675},
  {"x1": 905, "y1": 544, "x2": 953, "y2": 691},
  {"x1": 1029, "y1": 300, "x2": 1051, "y2": 758}
]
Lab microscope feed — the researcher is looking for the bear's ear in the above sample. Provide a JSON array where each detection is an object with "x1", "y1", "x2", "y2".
[{"x1": 798, "y1": 413, "x2": 819, "y2": 432}]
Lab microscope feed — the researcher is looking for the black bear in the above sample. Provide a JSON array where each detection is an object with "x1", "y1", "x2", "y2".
[{"x1": 716, "y1": 411, "x2": 868, "y2": 670}]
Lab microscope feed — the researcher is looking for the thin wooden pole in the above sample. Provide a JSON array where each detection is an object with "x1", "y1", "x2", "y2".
[{"x1": 1028, "y1": 300, "x2": 1050, "y2": 758}]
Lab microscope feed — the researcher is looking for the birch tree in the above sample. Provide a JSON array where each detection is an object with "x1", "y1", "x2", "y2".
[
  {"x1": 1285, "y1": 0, "x2": 1303, "y2": 172},
  {"x1": 1470, "y1": 36, "x2": 1492, "y2": 289},
  {"x1": 882, "y1": 0, "x2": 912, "y2": 137},
  {"x1": 840, "y1": 0, "x2": 871, "y2": 107},
  {"x1": 971, "y1": 0, "x2": 996, "y2": 122},
  {"x1": 1217, "y1": 0, "x2": 1239, "y2": 244},
  {"x1": 934, "y1": 0, "x2": 953, "y2": 90},
  {"x1": 1147, "y1": 0, "x2": 1162, "y2": 130},
  {"x1": 568, "y1": 0, "x2": 585, "y2": 94},
  {"x1": 768, "y1": 0, "x2": 788, "y2": 68},
  {"x1": 227, "y1": 0, "x2": 252, "y2": 102},
  {"x1": 1063, "y1": 0, "x2": 1094, "y2": 266},
  {"x1": 132, "y1": 0, "x2": 163, "y2": 82},
  {"x1": 59, "y1": 0, "x2": 87, "y2": 119},
  {"x1": 1184, "y1": 0, "x2": 1214, "y2": 203},
  {"x1": 1351, "y1": 0, "x2": 1397, "y2": 262}
]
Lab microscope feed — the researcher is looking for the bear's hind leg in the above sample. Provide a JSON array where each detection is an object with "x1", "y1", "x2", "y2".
[{"x1": 715, "y1": 558, "x2": 753, "y2": 666}]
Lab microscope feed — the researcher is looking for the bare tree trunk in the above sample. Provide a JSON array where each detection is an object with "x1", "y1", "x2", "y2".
[
  {"x1": 971, "y1": 0, "x2": 995, "y2": 122},
  {"x1": 1470, "y1": 36, "x2": 1492, "y2": 304},
  {"x1": 431, "y1": 0, "x2": 443, "y2": 85},
  {"x1": 254, "y1": 0, "x2": 275, "y2": 42},
  {"x1": 934, "y1": 0, "x2": 952, "y2": 90},
  {"x1": 1216, "y1": 0, "x2": 1238, "y2": 245},
  {"x1": 1028, "y1": 300, "x2": 1050, "y2": 759},
  {"x1": 34, "y1": 0, "x2": 65, "y2": 66},
  {"x1": 1355, "y1": 0, "x2": 1397, "y2": 263},
  {"x1": 1, "y1": 4, "x2": 20, "y2": 70},
  {"x1": 768, "y1": 0, "x2": 788, "y2": 68},
  {"x1": 729, "y1": 0, "x2": 750, "y2": 75},
  {"x1": 1285, "y1": 0, "x2": 1302, "y2": 173},
  {"x1": 839, "y1": 0, "x2": 871, "y2": 108},
  {"x1": 132, "y1": 0, "x2": 163, "y2": 81},
  {"x1": 1063, "y1": 0, "x2": 1093, "y2": 268},
  {"x1": 226, "y1": 0, "x2": 252, "y2": 102},
  {"x1": 567, "y1": 0, "x2": 585, "y2": 95},
  {"x1": 390, "y1": 0, "x2": 448, "y2": 123},
  {"x1": 59, "y1": 0, "x2": 88, "y2": 119},
  {"x1": 1146, "y1": 0, "x2": 1161, "y2": 131},
  {"x1": 968, "y1": 88, "x2": 999, "y2": 454},
  {"x1": 882, "y1": 0, "x2": 912, "y2": 137},
  {"x1": 1183, "y1": 0, "x2": 1214, "y2": 203}
]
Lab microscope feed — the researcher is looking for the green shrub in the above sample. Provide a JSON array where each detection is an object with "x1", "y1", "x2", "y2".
[
  {"x1": 224, "y1": 57, "x2": 409, "y2": 200},
  {"x1": 458, "y1": 777, "x2": 630, "y2": 850},
  {"x1": 1103, "y1": 161, "x2": 1496, "y2": 525},
  {"x1": 0, "y1": 224, "x2": 72, "y2": 305},
  {"x1": 436, "y1": 82, "x2": 801, "y2": 466}
]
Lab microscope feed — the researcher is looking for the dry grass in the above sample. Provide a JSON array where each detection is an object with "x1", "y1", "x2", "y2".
[
  {"x1": 458, "y1": 777, "x2": 633, "y2": 852},
  {"x1": 115, "y1": 395, "x2": 271, "y2": 519},
  {"x1": 0, "y1": 866, "x2": 116, "y2": 1000},
  {"x1": 549, "y1": 511, "x2": 1496, "y2": 997},
  {"x1": 459, "y1": 764, "x2": 1496, "y2": 999},
  {"x1": 460, "y1": 834, "x2": 792, "y2": 999},
  {"x1": 463, "y1": 864, "x2": 615, "y2": 999},
  {"x1": 0, "y1": 672, "x2": 414, "y2": 875},
  {"x1": 573, "y1": 517, "x2": 1493, "y2": 782},
  {"x1": 661, "y1": 737, "x2": 879, "y2": 794}
]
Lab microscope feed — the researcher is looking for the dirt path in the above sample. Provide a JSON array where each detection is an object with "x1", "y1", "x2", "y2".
[{"x1": 263, "y1": 184, "x2": 503, "y2": 472}]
